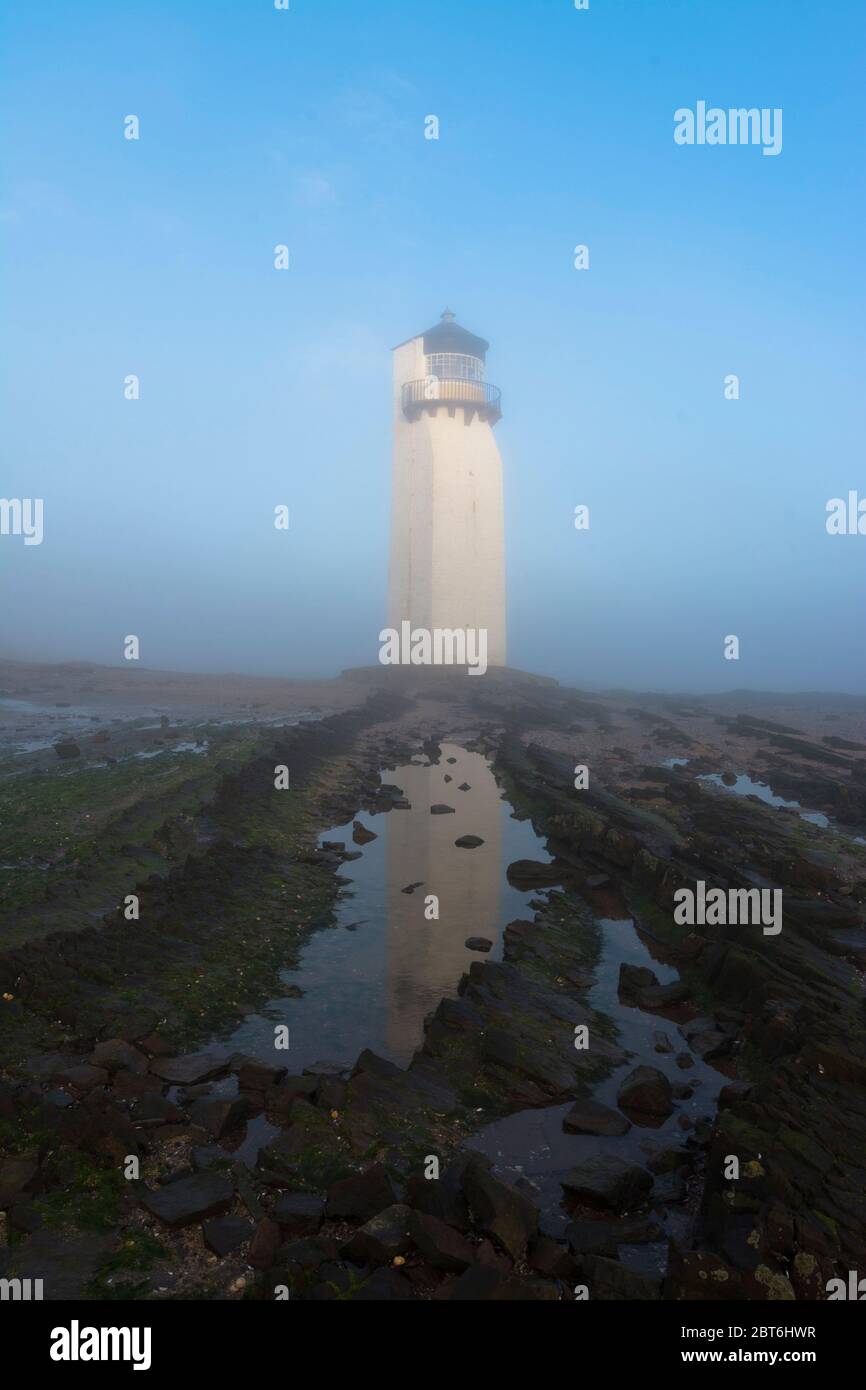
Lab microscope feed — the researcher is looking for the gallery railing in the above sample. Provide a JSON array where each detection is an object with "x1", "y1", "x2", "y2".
[{"x1": 401, "y1": 377, "x2": 502, "y2": 422}]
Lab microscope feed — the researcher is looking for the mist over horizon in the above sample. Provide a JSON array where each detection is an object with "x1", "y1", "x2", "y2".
[{"x1": 2, "y1": 0, "x2": 864, "y2": 695}]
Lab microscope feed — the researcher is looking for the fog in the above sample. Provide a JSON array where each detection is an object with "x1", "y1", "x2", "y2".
[{"x1": 3, "y1": 0, "x2": 864, "y2": 693}]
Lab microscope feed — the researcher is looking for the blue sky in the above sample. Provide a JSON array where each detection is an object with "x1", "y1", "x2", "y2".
[{"x1": 2, "y1": 0, "x2": 864, "y2": 690}]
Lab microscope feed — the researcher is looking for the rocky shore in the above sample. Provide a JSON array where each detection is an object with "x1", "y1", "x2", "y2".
[{"x1": 1, "y1": 665, "x2": 865, "y2": 1300}]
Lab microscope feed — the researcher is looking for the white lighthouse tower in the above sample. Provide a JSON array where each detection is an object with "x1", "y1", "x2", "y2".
[{"x1": 387, "y1": 310, "x2": 506, "y2": 667}]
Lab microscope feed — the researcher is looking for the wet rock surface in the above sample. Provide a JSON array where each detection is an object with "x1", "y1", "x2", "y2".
[{"x1": 2, "y1": 672, "x2": 865, "y2": 1300}]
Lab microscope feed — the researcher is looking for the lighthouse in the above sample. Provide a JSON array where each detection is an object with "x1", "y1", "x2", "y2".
[{"x1": 387, "y1": 310, "x2": 506, "y2": 668}]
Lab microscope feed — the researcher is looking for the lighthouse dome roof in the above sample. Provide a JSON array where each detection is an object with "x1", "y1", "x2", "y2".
[{"x1": 420, "y1": 309, "x2": 489, "y2": 360}]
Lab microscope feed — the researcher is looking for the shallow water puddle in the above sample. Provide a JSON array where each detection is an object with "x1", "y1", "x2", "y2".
[
  {"x1": 464, "y1": 916, "x2": 725, "y2": 1240},
  {"x1": 216, "y1": 743, "x2": 549, "y2": 1074}
]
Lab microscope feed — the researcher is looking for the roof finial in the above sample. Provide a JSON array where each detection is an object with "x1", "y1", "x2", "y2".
[{"x1": 441, "y1": 307, "x2": 456, "y2": 322}]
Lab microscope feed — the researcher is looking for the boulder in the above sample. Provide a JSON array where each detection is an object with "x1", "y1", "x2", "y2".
[
  {"x1": 462, "y1": 1157, "x2": 538, "y2": 1261},
  {"x1": 342, "y1": 1204, "x2": 413, "y2": 1263},
  {"x1": 465, "y1": 937, "x2": 493, "y2": 953},
  {"x1": 138, "y1": 1172, "x2": 234, "y2": 1228},
  {"x1": 189, "y1": 1097, "x2": 248, "y2": 1139},
  {"x1": 326, "y1": 1163, "x2": 396, "y2": 1222},
  {"x1": 617, "y1": 1066, "x2": 674, "y2": 1120},
  {"x1": 271, "y1": 1192, "x2": 325, "y2": 1237},
  {"x1": 561, "y1": 1154, "x2": 652, "y2": 1212},
  {"x1": 455, "y1": 835, "x2": 484, "y2": 849},
  {"x1": 410, "y1": 1211, "x2": 475, "y2": 1271},
  {"x1": 249, "y1": 1216, "x2": 281, "y2": 1270},
  {"x1": 430, "y1": 804, "x2": 455, "y2": 815},
  {"x1": 202, "y1": 1216, "x2": 253, "y2": 1257},
  {"x1": 562, "y1": 1097, "x2": 631, "y2": 1137}
]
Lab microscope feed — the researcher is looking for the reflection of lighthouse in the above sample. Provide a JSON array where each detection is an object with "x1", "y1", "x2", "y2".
[
  {"x1": 388, "y1": 311, "x2": 507, "y2": 665},
  {"x1": 384, "y1": 745, "x2": 503, "y2": 1060}
]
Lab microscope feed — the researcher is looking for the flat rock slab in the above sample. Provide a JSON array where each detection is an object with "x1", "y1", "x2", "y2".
[
  {"x1": 272, "y1": 1192, "x2": 325, "y2": 1236},
  {"x1": 202, "y1": 1216, "x2": 253, "y2": 1257},
  {"x1": 430, "y1": 804, "x2": 455, "y2": 814},
  {"x1": 139, "y1": 1172, "x2": 234, "y2": 1228},
  {"x1": 455, "y1": 835, "x2": 484, "y2": 849},
  {"x1": 562, "y1": 1097, "x2": 631, "y2": 1137},
  {"x1": 149, "y1": 1054, "x2": 229, "y2": 1086},
  {"x1": 561, "y1": 1154, "x2": 653, "y2": 1212},
  {"x1": 0, "y1": 1230, "x2": 114, "y2": 1300}
]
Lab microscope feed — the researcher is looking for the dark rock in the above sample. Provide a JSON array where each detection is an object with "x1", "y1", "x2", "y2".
[
  {"x1": 585, "y1": 1255, "x2": 661, "y2": 1300},
  {"x1": 506, "y1": 859, "x2": 565, "y2": 890},
  {"x1": 618, "y1": 962, "x2": 658, "y2": 1001},
  {"x1": 634, "y1": 981, "x2": 692, "y2": 1010},
  {"x1": 342, "y1": 1203, "x2": 413, "y2": 1263},
  {"x1": 90, "y1": 1039, "x2": 148, "y2": 1074},
  {"x1": 563, "y1": 1097, "x2": 631, "y2": 1137},
  {"x1": 528, "y1": 1235, "x2": 578, "y2": 1280},
  {"x1": 8, "y1": 1201, "x2": 43, "y2": 1235},
  {"x1": 202, "y1": 1216, "x2": 253, "y2": 1256},
  {"x1": 249, "y1": 1216, "x2": 281, "y2": 1269},
  {"x1": 351, "y1": 1049, "x2": 403, "y2": 1081},
  {"x1": 719, "y1": 1080, "x2": 753, "y2": 1109},
  {"x1": 232, "y1": 1056, "x2": 287, "y2": 1091},
  {"x1": 448, "y1": 1266, "x2": 508, "y2": 1300},
  {"x1": 455, "y1": 835, "x2": 484, "y2": 849},
  {"x1": 53, "y1": 740, "x2": 81, "y2": 759},
  {"x1": 0, "y1": 1230, "x2": 113, "y2": 1300},
  {"x1": 0, "y1": 1156, "x2": 40, "y2": 1212},
  {"x1": 302, "y1": 1060, "x2": 348, "y2": 1078},
  {"x1": 462, "y1": 1157, "x2": 538, "y2": 1261},
  {"x1": 449, "y1": 1266, "x2": 556, "y2": 1300},
  {"x1": 191, "y1": 1145, "x2": 233, "y2": 1173},
  {"x1": 566, "y1": 1215, "x2": 662, "y2": 1257},
  {"x1": 189, "y1": 1097, "x2": 248, "y2": 1139},
  {"x1": 56, "y1": 1064, "x2": 108, "y2": 1091},
  {"x1": 326, "y1": 1163, "x2": 396, "y2": 1222},
  {"x1": 562, "y1": 1154, "x2": 652, "y2": 1212},
  {"x1": 653, "y1": 1030, "x2": 674, "y2": 1053},
  {"x1": 458, "y1": 782, "x2": 471, "y2": 792},
  {"x1": 401, "y1": 881, "x2": 424, "y2": 894},
  {"x1": 647, "y1": 1146, "x2": 691, "y2": 1175},
  {"x1": 150, "y1": 1054, "x2": 229, "y2": 1086},
  {"x1": 405, "y1": 1157, "x2": 473, "y2": 1231},
  {"x1": 352, "y1": 821, "x2": 377, "y2": 844},
  {"x1": 652, "y1": 1172, "x2": 687, "y2": 1203},
  {"x1": 411, "y1": 1211, "x2": 475, "y2": 1271},
  {"x1": 465, "y1": 936, "x2": 493, "y2": 953},
  {"x1": 617, "y1": 1066, "x2": 674, "y2": 1120},
  {"x1": 271, "y1": 1192, "x2": 325, "y2": 1237},
  {"x1": 430, "y1": 804, "x2": 455, "y2": 815},
  {"x1": 258, "y1": 1100, "x2": 352, "y2": 1190},
  {"x1": 139, "y1": 1171, "x2": 234, "y2": 1228},
  {"x1": 265, "y1": 1074, "x2": 318, "y2": 1118},
  {"x1": 133, "y1": 1094, "x2": 184, "y2": 1125}
]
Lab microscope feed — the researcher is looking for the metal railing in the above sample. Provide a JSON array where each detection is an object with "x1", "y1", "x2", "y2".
[{"x1": 401, "y1": 377, "x2": 502, "y2": 420}]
